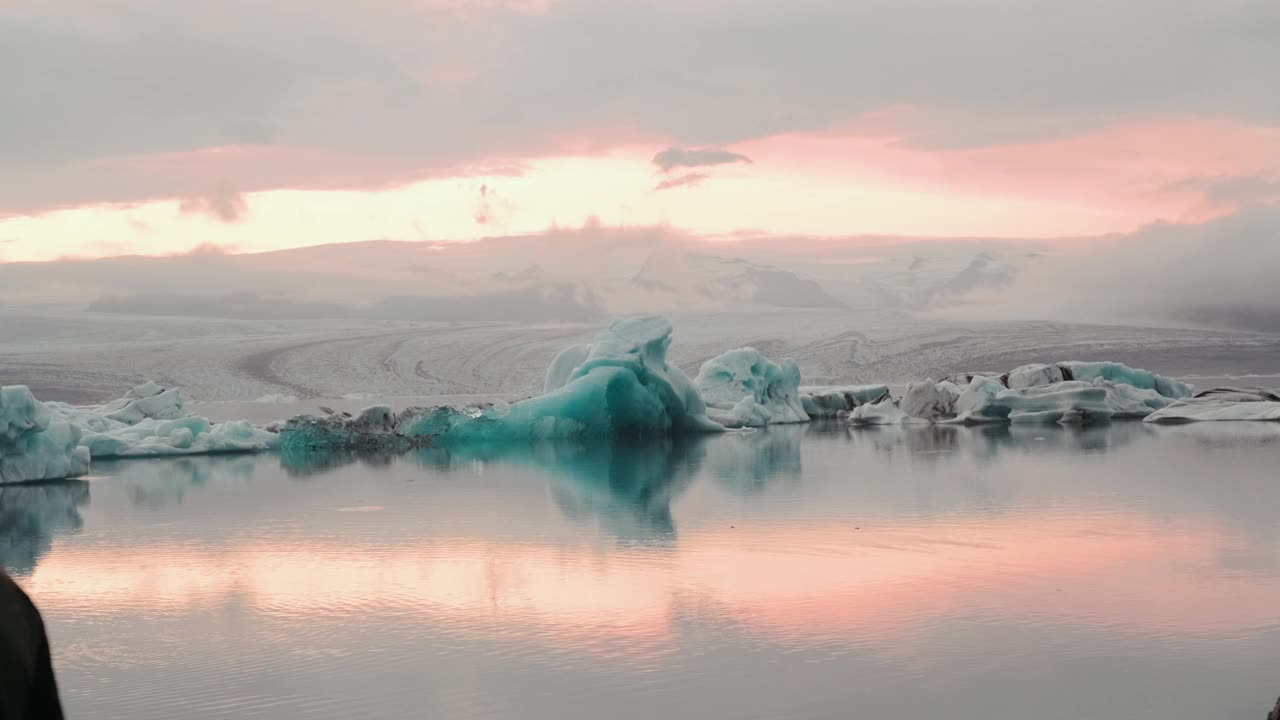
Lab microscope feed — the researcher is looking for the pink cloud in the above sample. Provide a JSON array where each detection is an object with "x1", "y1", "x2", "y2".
[{"x1": 740, "y1": 116, "x2": 1280, "y2": 229}]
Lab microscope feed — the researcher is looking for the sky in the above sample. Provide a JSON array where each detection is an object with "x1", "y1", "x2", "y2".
[{"x1": 2, "y1": 0, "x2": 1278, "y2": 262}]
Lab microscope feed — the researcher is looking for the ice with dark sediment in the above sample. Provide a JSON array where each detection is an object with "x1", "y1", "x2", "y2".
[{"x1": 1144, "y1": 387, "x2": 1280, "y2": 423}]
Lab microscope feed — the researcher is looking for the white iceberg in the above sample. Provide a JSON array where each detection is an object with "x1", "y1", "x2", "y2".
[
  {"x1": 694, "y1": 348, "x2": 808, "y2": 428},
  {"x1": 0, "y1": 381, "x2": 272, "y2": 482},
  {"x1": 0, "y1": 385, "x2": 91, "y2": 483},
  {"x1": 799, "y1": 385, "x2": 891, "y2": 418},
  {"x1": 45, "y1": 383, "x2": 277, "y2": 460},
  {"x1": 1144, "y1": 387, "x2": 1280, "y2": 423}
]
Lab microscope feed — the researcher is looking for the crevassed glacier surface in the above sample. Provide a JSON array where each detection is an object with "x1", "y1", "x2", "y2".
[{"x1": 695, "y1": 348, "x2": 808, "y2": 428}]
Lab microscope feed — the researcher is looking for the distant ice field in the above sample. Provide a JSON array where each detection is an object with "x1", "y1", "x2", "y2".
[{"x1": 3, "y1": 309, "x2": 1278, "y2": 410}]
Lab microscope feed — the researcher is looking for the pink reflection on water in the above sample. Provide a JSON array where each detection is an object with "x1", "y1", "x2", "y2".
[{"x1": 25, "y1": 510, "x2": 1280, "y2": 661}]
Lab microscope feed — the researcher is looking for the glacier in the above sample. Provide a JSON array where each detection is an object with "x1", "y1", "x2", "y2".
[{"x1": 694, "y1": 348, "x2": 809, "y2": 427}]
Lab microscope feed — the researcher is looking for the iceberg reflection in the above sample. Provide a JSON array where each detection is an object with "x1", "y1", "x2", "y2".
[{"x1": 0, "y1": 479, "x2": 90, "y2": 575}]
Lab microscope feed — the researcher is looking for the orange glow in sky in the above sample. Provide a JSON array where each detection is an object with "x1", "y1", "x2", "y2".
[{"x1": 3, "y1": 118, "x2": 1275, "y2": 262}]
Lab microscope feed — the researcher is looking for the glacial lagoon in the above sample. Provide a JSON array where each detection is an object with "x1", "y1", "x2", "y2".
[{"x1": 8, "y1": 421, "x2": 1280, "y2": 720}]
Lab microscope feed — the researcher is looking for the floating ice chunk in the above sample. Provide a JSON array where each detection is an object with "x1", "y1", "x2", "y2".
[
  {"x1": 1144, "y1": 387, "x2": 1280, "y2": 423},
  {"x1": 544, "y1": 344, "x2": 591, "y2": 393},
  {"x1": 841, "y1": 398, "x2": 913, "y2": 425},
  {"x1": 695, "y1": 348, "x2": 808, "y2": 428},
  {"x1": 0, "y1": 421, "x2": 90, "y2": 484},
  {"x1": 101, "y1": 386, "x2": 185, "y2": 425},
  {"x1": 1006, "y1": 363, "x2": 1066, "y2": 389},
  {"x1": 951, "y1": 377, "x2": 1013, "y2": 424},
  {"x1": 799, "y1": 385, "x2": 891, "y2": 418},
  {"x1": 0, "y1": 386, "x2": 90, "y2": 483},
  {"x1": 281, "y1": 316, "x2": 725, "y2": 451},
  {"x1": 407, "y1": 317, "x2": 724, "y2": 443},
  {"x1": 1057, "y1": 361, "x2": 1192, "y2": 399},
  {"x1": 945, "y1": 376, "x2": 1181, "y2": 425},
  {"x1": 41, "y1": 383, "x2": 276, "y2": 460},
  {"x1": 79, "y1": 417, "x2": 276, "y2": 458},
  {"x1": 944, "y1": 372, "x2": 1005, "y2": 386},
  {"x1": 0, "y1": 386, "x2": 51, "y2": 445},
  {"x1": 276, "y1": 405, "x2": 419, "y2": 456},
  {"x1": 900, "y1": 379, "x2": 963, "y2": 421}
]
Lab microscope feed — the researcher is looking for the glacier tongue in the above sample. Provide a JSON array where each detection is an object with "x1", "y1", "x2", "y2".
[{"x1": 695, "y1": 348, "x2": 809, "y2": 428}]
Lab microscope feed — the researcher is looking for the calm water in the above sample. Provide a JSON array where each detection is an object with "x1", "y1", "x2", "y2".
[{"x1": 7, "y1": 422, "x2": 1280, "y2": 719}]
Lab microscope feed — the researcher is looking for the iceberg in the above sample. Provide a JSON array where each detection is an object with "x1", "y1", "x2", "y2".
[
  {"x1": 949, "y1": 377, "x2": 1180, "y2": 425},
  {"x1": 45, "y1": 383, "x2": 277, "y2": 459},
  {"x1": 694, "y1": 348, "x2": 808, "y2": 428},
  {"x1": 843, "y1": 361, "x2": 1192, "y2": 426},
  {"x1": 281, "y1": 316, "x2": 725, "y2": 451},
  {"x1": 842, "y1": 397, "x2": 915, "y2": 425},
  {"x1": 0, "y1": 386, "x2": 91, "y2": 483},
  {"x1": 1056, "y1": 361, "x2": 1193, "y2": 399},
  {"x1": 1, "y1": 382, "x2": 275, "y2": 482},
  {"x1": 799, "y1": 384, "x2": 891, "y2": 418},
  {"x1": 409, "y1": 316, "x2": 724, "y2": 443},
  {"x1": 1144, "y1": 387, "x2": 1280, "y2": 423},
  {"x1": 900, "y1": 379, "x2": 963, "y2": 421}
]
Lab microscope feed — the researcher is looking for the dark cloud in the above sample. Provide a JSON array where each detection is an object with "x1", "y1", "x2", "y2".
[
  {"x1": 654, "y1": 172, "x2": 709, "y2": 191},
  {"x1": 178, "y1": 184, "x2": 248, "y2": 223},
  {"x1": 0, "y1": 0, "x2": 1277, "y2": 211},
  {"x1": 652, "y1": 147, "x2": 752, "y2": 173}
]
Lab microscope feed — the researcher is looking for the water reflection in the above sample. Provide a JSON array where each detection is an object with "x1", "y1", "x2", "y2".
[
  {"x1": 0, "y1": 480, "x2": 89, "y2": 575},
  {"x1": 707, "y1": 426, "x2": 803, "y2": 494},
  {"x1": 14, "y1": 423, "x2": 1280, "y2": 720},
  {"x1": 839, "y1": 420, "x2": 1157, "y2": 461},
  {"x1": 92, "y1": 455, "x2": 257, "y2": 508}
]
